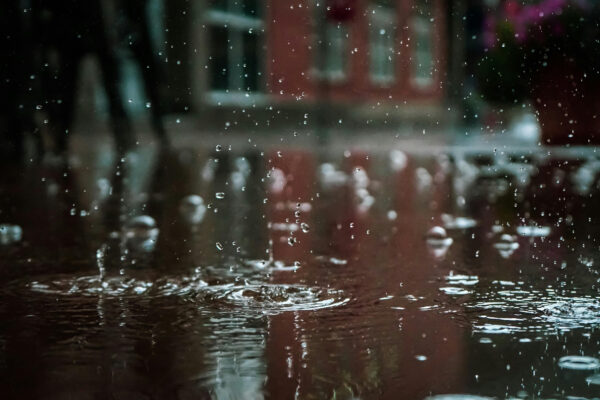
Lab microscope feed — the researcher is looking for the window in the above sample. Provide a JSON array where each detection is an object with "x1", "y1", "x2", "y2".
[
  {"x1": 206, "y1": 0, "x2": 263, "y2": 96},
  {"x1": 369, "y1": 1, "x2": 396, "y2": 84},
  {"x1": 313, "y1": 1, "x2": 350, "y2": 81},
  {"x1": 412, "y1": 0, "x2": 435, "y2": 87}
]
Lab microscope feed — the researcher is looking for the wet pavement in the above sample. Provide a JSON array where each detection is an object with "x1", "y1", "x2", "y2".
[{"x1": 2, "y1": 138, "x2": 600, "y2": 399}]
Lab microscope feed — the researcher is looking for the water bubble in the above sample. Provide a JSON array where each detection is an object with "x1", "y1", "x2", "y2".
[
  {"x1": 389, "y1": 150, "x2": 408, "y2": 171},
  {"x1": 493, "y1": 234, "x2": 519, "y2": 258},
  {"x1": 558, "y1": 356, "x2": 600, "y2": 371},
  {"x1": 215, "y1": 192, "x2": 225, "y2": 199},
  {"x1": 387, "y1": 210, "x2": 398, "y2": 221},
  {"x1": 179, "y1": 195, "x2": 206, "y2": 225},
  {"x1": 268, "y1": 168, "x2": 287, "y2": 193},
  {"x1": 300, "y1": 223, "x2": 310, "y2": 233},
  {"x1": 0, "y1": 224, "x2": 22, "y2": 245},
  {"x1": 123, "y1": 215, "x2": 159, "y2": 253},
  {"x1": 415, "y1": 355, "x2": 427, "y2": 361},
  {"x1": 425, "y1": 226, "x2": 453, "y2": 258},
  {"x1": 216, "y1": 242, "x2": 224, "y2": 251}
]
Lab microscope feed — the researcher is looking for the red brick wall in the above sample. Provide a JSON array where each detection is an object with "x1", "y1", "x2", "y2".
[{"x1": 266, "y1": 0, "x2": 447, "y2": 105}]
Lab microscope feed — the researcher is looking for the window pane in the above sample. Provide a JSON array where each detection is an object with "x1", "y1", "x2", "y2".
[
  {"x1": 209, "y1": 0, "x2": 228, "y2": 12},
  {"x1": 209, "y1": 26, "x2": 229, "y2": 91},
  {"x1": 243, "y1": 31, "x2": 260, "y2": 92},
  {"x1": 241, "y1": 0, "x2": 260, "y2": 18}
]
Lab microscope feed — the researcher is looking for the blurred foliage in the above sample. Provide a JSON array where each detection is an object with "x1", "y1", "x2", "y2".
[{"x1": 476, "y1": 0, "x2": 600, "y2": 105}]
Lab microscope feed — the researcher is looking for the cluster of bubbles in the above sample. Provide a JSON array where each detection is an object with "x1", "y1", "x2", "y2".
[{"x1": 425, "y1": 216, "x2": 550, "y2": 260}]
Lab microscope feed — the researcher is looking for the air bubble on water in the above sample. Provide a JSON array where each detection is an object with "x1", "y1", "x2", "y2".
[
  {"x1": 123, "y1": 215, "x2": 159, "y2": 252},
  {"x1": 425, "y1": 226, "x2": 453, "y2": 258},
  {"x1": 319, "y1": 163, "x2": 347, "y2": 187},
  {"x1": 216, "y1": 242, "x2": 224, "y2": 251},
  {"x1": 215, "y1": 192, "x2": 225, "y2": 199},
  {"x1": 558, "y1": 356, "x2": 600, "y2": 371},
  {"x1": 300, "y1": 223, "x2": 310, "y2": 233},
  {"x1": 493, "y1": 234, "x2": 519, "y2": 258},
  {"x1": 578, "y1": 255, "x2": 594, "y2": 268},
  {"x1": 179, "y1": 195, "x2": 206, "y2": 225},
  {"x1": 389, "y1": 150, "x2": 408, "y2": 171},
  {"x1": 0, "y1": 224, "x2": 23, "y2": 245},
  {"x1": 268, "y1": 168, "x2": 287, "y2": 194}
]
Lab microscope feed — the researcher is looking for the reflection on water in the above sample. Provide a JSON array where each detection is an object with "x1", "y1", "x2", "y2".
[{"x1": 2, "y1": 144, "x2": 600, "y2": 399}]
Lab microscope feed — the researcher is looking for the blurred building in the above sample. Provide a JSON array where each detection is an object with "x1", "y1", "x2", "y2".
[{"x1": 85, "y1": 0, "x2": 454, "y2": 133}]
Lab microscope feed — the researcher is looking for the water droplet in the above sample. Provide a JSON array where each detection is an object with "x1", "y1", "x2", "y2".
[
  {"x1": 300, "y1": 223, "x2": 310, "y2": 233},
  {"x1": 215, "y1": 192, "x2": 225, "y2": 199},
  {"x1": 216, "y1": 242, "x2": 224, "y2": 251}
]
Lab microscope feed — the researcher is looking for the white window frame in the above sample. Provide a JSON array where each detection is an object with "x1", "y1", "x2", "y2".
[
  {"x1": 311, "y1": 1, "x2": 350, "y2": 82},
  {"x1": 411, "y1": 5, "x2": 435, "y2": 88},
  {"x1": 205, "y1": 0, "x2": 264, "y2": 100},
  {"x1": 369, "y1": 5, "x2": 396, "y2": 85}
]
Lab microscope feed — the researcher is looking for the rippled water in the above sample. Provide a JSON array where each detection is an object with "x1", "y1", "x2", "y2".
[{"x1": 2, "y1": 145, "x2": 600, "y2": 399}]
